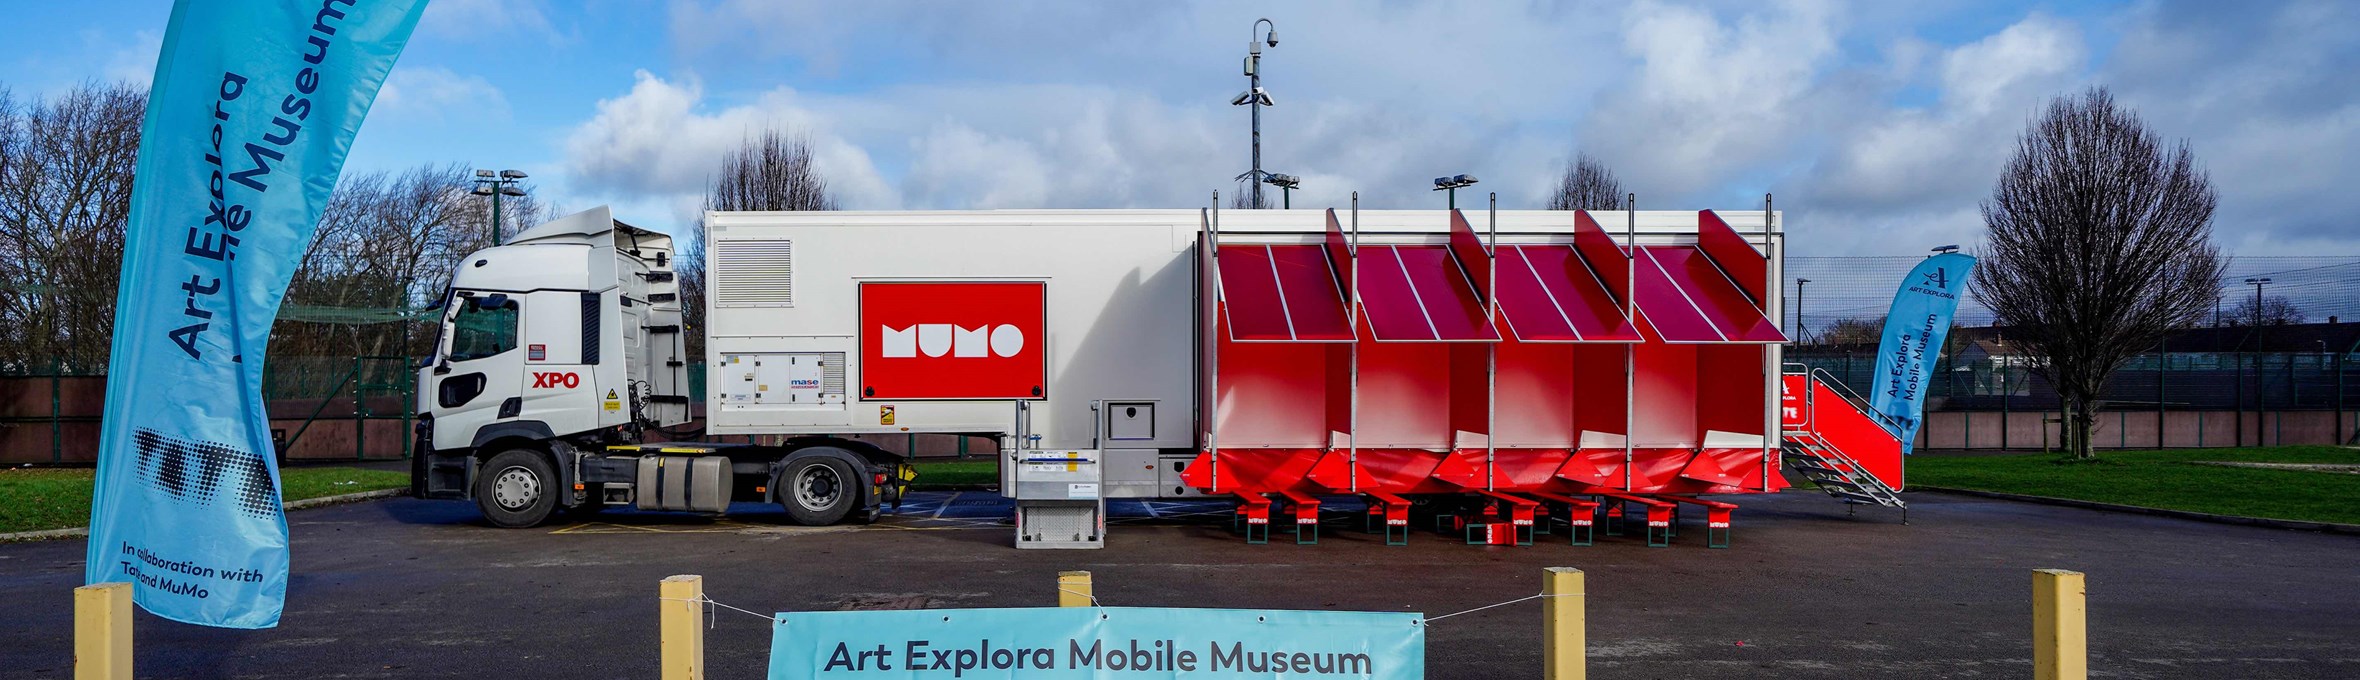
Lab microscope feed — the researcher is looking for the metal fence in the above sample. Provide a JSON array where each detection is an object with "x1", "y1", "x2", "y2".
[
  {"x1": 1790, "y1": 350, "x2": 2360, "y2": 450},
  {"x1": 0, "y1": 356, "x2": 417, "y2": 464}
]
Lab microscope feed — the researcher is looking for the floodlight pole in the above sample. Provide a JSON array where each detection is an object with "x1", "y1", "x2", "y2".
[{"x1": 473, "y1": 169, "x2": 529, "y2": 245}]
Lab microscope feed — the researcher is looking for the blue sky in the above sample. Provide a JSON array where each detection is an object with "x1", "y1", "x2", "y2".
[{"x1": 3, "y1": 0, "x2": 2357, "y2": 260}]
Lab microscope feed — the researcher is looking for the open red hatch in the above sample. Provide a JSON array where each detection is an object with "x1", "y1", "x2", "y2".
[
  {"x1": 1357, "y1": 245, "x2": 1500, "y2": 342},
  {"x1": 1631, "y1": 246, "x2": 1784, "y2": 343},
  {"x1": 1217, "y1": 244, "x2": 1354, "y2": 342},
  {"x1": 1495, "y1": 244, "x2": 1642, "y2": 342}
]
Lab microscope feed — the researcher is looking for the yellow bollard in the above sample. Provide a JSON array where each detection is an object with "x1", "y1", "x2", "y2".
[
  {"x1": 1543, "y1": 567, "x2": 1584, "y2": 680},
  {"x1": 75, "y1": 582, "x2": 132, "y2": 680},
  {"x1": 1058, "y1": 571, "x2": 1094, "y2": 608},
  {"x1": 2033, "y1": 569, "x2": 2087, "y2": 680},
  {"x1": 660, "y1": 575, "x2": 705, "y2": 680}
]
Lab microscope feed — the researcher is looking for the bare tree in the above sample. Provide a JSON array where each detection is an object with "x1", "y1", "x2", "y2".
[
  {"x1": 1548, "y1": 153, "x2": 1624, "y2": 211},
  {"x1": 0, "y1": 81, "x2": 145, "y2": 372},
  {"x1": 1972, "y1": 87, "x2": 2223, "y2": 460},
  {"x1": 273, "y1": 164, "x2": 530, "y2": 363},
  {"x1": 1236, "y1": 180, "x2": 1274, "y2": 210},
  {"x1": 2228, "y1": 295, "x2": 2304, "y2": 326},
  {"x1": 1818, "y1": 316, "x2": 1886, "y2": 347},
  {"x1": 682, "y1": 131, "x2": 836, "y2": 360}
]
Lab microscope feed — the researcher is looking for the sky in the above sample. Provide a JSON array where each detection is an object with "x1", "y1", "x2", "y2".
[{"x1": 3, "y1": 0, "x2": 2357, "y2": 262}]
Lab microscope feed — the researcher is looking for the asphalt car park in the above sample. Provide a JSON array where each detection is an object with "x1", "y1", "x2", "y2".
[{"x1": 3, "y1": 490, "x2": 2356, "y2": 679}]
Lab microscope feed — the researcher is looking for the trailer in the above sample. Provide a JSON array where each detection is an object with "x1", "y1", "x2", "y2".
[{"x1": 411, "y1": 203, "x2": 1907, "y2": 546}]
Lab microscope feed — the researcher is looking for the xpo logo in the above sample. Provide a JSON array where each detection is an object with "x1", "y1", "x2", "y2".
[
  {"x1": 879, "y1": 323, "x2": 1026, "y2": 358},
  {"x1": 531, "y1": 372, "x2": 580, "y2": 389},
  {"x1": 861, "y1": 282, "x2": 1046, "y2": 400}
]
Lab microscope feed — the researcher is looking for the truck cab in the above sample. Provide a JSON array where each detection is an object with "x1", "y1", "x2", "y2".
[{"x1": 413, "y1": 207, "x2": 904, "y2": 528}]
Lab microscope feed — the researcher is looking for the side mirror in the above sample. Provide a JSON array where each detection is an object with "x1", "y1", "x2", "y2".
[{"x1": 473, "y1": 293, "x2": 510, "y2": 309}]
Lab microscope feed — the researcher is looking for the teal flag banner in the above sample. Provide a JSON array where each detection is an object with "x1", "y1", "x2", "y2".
[
  {"x1": 770, "y1": 606, "x2": 1426, "y2": 679},
  {"x1": 1869, "y1": 252, "x2": 1977, "y2": 455},
  {"x1": 84, "y1": 0, "x2": 428, "y2": 628}
]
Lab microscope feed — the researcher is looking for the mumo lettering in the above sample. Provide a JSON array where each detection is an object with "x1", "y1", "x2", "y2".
[
  {"x1": 880, "y1": 324, "x2": 1026, "y2": 359},
  {"x1": 818, "y1": 639, "x2": 1376, "y2": 676},
  {"x1": 168, "y1": 0, "x2": 358, "y2": 360},
  {"x1": 532, "y1": 372, "x2": 580, "y2": 389}
]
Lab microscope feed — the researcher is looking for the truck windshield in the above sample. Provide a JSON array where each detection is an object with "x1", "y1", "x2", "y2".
[{"x1": 449, "y1": 298, "x2": 520, "y2": 361}]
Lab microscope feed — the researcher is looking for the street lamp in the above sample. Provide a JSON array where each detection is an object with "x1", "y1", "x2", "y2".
[
  {"x1": 1433, "y1": 174, "x2": 1478, "y2": 209},
  {"x1": 1795, "y1": 278, "x2": 1813, "y2": 344},
  {"x1": 2246, "y1": 277, "x2": 2265, "y2": 328},
  {"x1": 471, "y1": 169, "x2": 529, "y2": 245},
  {"x1": 1230, "y1": 18, "x2": 1279, "y2": 208},
  {"x1": 1263, "y1": 173, "x2": 1300, "y2": 209}
]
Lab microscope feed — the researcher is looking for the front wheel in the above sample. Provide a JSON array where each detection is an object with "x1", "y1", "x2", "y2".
[
  {"x1": 778, "y1": 456, "x2": 858, "y2": 526},
  {"x1": 476, "y1": 449, "x2": 559, "y2": 528}
]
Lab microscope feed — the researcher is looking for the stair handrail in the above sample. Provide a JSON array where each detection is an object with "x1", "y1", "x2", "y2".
[{"x1": 1802, "y1": 367, "x2": 1909, "y2": 441}]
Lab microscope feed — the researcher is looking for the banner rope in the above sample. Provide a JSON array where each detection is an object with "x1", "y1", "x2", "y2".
[
  {"x1": 1056, "y1": 587, "x2": 1104, "y2": 608},
  {"x1": 1420, "y1": 592, "x2": 1580, "y2": 624},
  {"x1": 661, "y1": 595, "x2": 786, "y2": 628}
]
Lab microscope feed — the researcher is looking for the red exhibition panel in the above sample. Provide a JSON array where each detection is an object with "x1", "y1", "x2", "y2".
[
  {"x1": 1697, "y1": 210, "x2": 1769, "y2": 304},
  {"x1": 1497, "y1": 245, "x2": 1642, "y2": 342},
  {"x1": 860, "y1": 282, "x2": 1046, "y2": 399},
  {"x1": 1573, "y1": 211, "x2": 1630, "y2": 302},
  {"x1": 1634, "y1": 246, "x2": 1787, "y2": 343},
  {"x1": 1359, "y1": 245, "x2": 1500, "y2": 341},
  {"x1": 1216, "y1": 245, "x2": 1352, "y2": 342},
  {"x1": 1265, "y1": 245, "x2": 1355, "y2": 341}
]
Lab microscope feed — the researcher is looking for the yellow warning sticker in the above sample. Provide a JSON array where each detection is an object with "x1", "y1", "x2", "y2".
[
  {"x1": 603, "y1": 388, "x2": 621, "y2": 412},
  {"x1": 879, "y1": 405, "x2": 896, "y2": 425}
]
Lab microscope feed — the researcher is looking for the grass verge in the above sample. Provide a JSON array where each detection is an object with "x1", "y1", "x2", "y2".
[
  {"x1": 1911, "y1": 446, "x2": 2360, "y2": 526},
  {"x1": 909, "y1": 459, "x2": 998, "y2": 489},
  {"x1": 0, "y1": 466, "x2": 408, "y2": 534}
]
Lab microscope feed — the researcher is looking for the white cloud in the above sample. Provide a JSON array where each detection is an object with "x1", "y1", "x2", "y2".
[
  {"x1": 1779, "y1": 13, "x2": 2088, "y2": 255},
  {"x1": 374, "y1": 66, "x2": 509, "y2": 122},
  {"x1": 560, "y1": 71, "x2": 895, "y2": 218}
]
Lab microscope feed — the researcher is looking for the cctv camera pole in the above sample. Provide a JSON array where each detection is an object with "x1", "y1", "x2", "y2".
[{"x1": 1245, "y1": 18, "x2": 1276, "y2": 208}]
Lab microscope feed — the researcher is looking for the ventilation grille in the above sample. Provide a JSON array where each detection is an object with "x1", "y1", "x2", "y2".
[
  {"x1": 714, "y1": 239, "x2": 793, "y2": 307},
  {"x1": 822, "y1": 352, "x2": 846, "y2": 395}
]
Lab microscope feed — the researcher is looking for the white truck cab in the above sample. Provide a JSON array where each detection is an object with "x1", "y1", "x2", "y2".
[{"x1": 412, "y1": 208, "x2": 908, "y2": 528}]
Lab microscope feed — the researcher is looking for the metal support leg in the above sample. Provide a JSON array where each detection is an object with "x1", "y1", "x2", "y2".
[
  {"x1": 1706, "y1": 507, "x2": 1733, "y2": 549},
  {"x1": 1646, "y1": 506, "x2": 1673, "y2": 548}
]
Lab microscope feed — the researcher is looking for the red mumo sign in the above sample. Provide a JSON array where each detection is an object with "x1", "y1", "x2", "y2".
[{"x1": 859, "y1": 282, "x2": 1047, "y2": 400}]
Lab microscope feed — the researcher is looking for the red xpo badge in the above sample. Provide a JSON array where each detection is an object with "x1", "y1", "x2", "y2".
[{"x1": 860, "y1": 282, "x2": 1046, "y2": 400}]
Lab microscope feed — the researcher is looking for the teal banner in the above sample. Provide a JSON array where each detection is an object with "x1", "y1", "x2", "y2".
[
  {"x1": 84, "y1": 0, "x2": 427, "y2": 628},
  {"x1": 770, "y1": 606, "x2": 1425, "y2": 679},
  {"x1": 1869, "y1": 252, "x2": 1976, "y2": 454}
]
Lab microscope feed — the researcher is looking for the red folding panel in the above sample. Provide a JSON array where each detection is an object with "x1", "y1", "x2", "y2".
[
  {"x1": 1358, "y1": 245, "x2": 1500, "y2": 342},
  {"x1": 1633, "y1": 246, "x2": 1786, "y2": 343},
  {"x1": 1697, "y1": 210, "x2": 1768, "y2": 304},
  {"x1": 1497, "y1": 245, "x2": 1642, "y2": 342},
  {"x1": 1573, "y1": 211, "x2": 1630, "y2": 303},
  {"x1": 1217, "y1": 244, "x2": 1353, "y2": 342}
]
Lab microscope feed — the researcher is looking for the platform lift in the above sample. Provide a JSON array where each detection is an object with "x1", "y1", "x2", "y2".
[{"x1": 1178, "y1": 201, "x2": 1898, "y2": 547}]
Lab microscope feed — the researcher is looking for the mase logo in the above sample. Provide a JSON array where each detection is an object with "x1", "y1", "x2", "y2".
[{"x1": 861, "y1": 282, "x2": 1045, "y2": 400}]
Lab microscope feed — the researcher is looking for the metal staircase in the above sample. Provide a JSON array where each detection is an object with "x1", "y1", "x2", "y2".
[{"x1": 1781, "y1": 367, "x2": 1908, "y2": 522}]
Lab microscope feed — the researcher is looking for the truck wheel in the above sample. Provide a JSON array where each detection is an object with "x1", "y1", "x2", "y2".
[
  {"x1": 778, "y1": 456, "x2": 858, "y2": 525},
  {"x1": 476, "y1": 449, "x2": 559, "y2": 528}
]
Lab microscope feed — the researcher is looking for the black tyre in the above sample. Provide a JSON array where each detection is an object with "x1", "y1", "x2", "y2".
[
  {"x1": 778, "y1": 455, "x2": 859, "y2": 526},
  {"x1": 476, "y1": 449, "x2": 559, "y2": 528}
]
